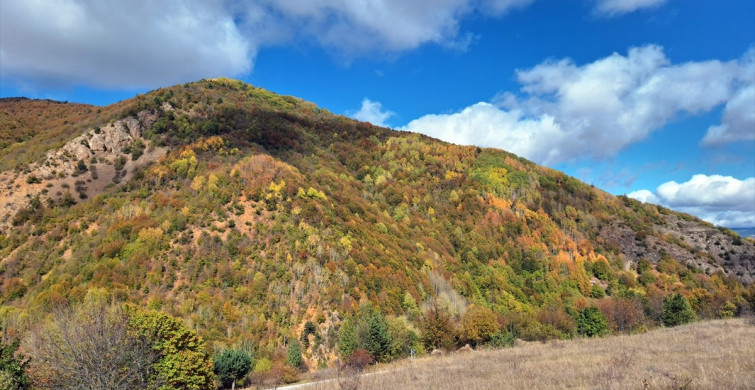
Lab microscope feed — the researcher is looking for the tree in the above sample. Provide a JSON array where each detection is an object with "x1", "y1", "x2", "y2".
[
  {"x1": 1, "y1": 329, "x2": 30, "y2": 390},
  {"x1": 300, "y1": 321, "x2": 317, "y2": 349},
  {"x1": 286, "y1": 340, "x2": 302, "y2": 369},
  {"x1": 338, "y1": 318, "x2": 359, "y2": 359},
  {"x1": 662, "y1": 293, "x2": 695, "y2": 327},
  {"x1": 125, "y1": 304, "x2": 215, "y2": 389},
  {"x1": 576, "y1": 306, "x2": 609, "y2": 337},
  {"x1": 214, "y1": 349, "x2": 252, "y2": 390},
  {"x1": 337, "y1": 306, "x2": 391, "y2": 363},
  {"x1": 363, "y1": 311, "x2": 390, "y2": 362},
  {"x1": 420, "y1": 302, "x2": 457, "y2": 350},
  {"x1": 24, "y1": 302, "x2": 159, "y2": 390},
  {"x1": 24, "y1": 301, "x2": 214, "y2": 390},
  {"x1": 461, "y1": 305, "x2": 500, "y2": 347}
]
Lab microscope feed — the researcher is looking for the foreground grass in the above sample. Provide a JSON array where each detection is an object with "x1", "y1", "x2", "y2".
[{"x1": 297, "y1": 318, "x2": 755, "y2": 390}]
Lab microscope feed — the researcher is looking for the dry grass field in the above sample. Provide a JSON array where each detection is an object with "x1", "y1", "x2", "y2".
[{"x1": 292, "y1": 318, "x2": 755, "y2": 390}]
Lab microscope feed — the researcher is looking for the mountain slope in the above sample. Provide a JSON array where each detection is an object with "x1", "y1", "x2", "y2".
[{"x1": 1, "y1": 79, "x2": 753, "y2": 364}]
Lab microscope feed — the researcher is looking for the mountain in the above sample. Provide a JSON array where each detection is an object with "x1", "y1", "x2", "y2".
[
  {"x1": 1, "y1": 79, "x2": 753, "y2": 366},
  {"x1": 732, "y1": 228, "x2": 755, "y2": 239}
]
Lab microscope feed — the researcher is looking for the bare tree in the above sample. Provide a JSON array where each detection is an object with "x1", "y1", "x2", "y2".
[{"x1": 24, "y1": 302, "x2": 160, "y2": 390}]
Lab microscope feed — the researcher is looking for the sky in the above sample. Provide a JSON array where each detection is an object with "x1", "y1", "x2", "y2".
[{"x1": 1, "y1": 0, "x2": 754, "y2": 228}]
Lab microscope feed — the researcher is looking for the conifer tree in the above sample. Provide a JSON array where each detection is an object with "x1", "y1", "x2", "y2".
[{"x1": 662, "y1": 293, "x2": 695, "y2": 327}]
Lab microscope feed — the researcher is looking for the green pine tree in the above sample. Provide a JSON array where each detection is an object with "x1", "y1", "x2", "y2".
[
  {"x1": 661, "y1": 293, "x2": 696, "y2": 327},
  {"x1": 364, "y1": 312, "x2": 390, "y2": 363},
  {"x1": 286, "y1": 340, "x2": 302, "y2": 368},
  {"x1": 576, "y1": 306, "x2": 609, "y2": 337},
  {"x1": 213, "y1": 349, "x2": 252, "y2": 390}
]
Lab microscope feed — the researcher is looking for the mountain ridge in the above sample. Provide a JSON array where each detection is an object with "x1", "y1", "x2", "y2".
[{"x1": 1, "y1": 78, "x2": 753, "y2": 366}]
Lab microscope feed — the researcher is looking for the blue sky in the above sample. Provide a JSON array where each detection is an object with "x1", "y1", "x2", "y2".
[{"x1": 1, "y1": 0, "x2": 754, "y2": 227}]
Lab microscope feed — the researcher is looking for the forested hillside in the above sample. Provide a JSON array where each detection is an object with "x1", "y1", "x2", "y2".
[{"x1": 1, "y1": 79, "x2": 754, "y2": 375}]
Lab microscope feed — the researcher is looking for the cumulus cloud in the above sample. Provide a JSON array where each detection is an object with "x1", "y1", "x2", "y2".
[
  {"x1": 629, "y1": 174, "x2": 755, "y2": 227},
  {"x1": 351, "y1": 98, "x2": 395, "y2": 127},
  {"x1": 701, "y1": 49, "x2": 755, "y2": 146},
  {"x1": 627, "y1": 189, "x2": 659, "y2": 204},
  {"x1": 405, "y1": 45, "x2": 753, "y2": 165},
  {"x1": 594, "y1": 0, "x2": 669, "y2": 16},
  {"x1": 403, "y1": 102, "x2": 567, "y2": 163},
  {"x1": 0, "y1": 0, "x2": 252, "y2": 89},
  {"x1": 701, "y1": 85, "x2": 755, "y2": 146},
  {"x1": 0, "y1": 0, "x2": 535, "y2": 89}
]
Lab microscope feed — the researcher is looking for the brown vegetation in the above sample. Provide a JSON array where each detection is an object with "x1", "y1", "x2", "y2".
[{"x1": 301, "y1": 318, "x2": 755, "y2": 390}]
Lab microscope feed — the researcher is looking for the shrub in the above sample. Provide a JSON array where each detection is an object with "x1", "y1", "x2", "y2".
[
  {"x1": 577, "y1": 306, "x2": 609, "y2": 337},
  {"x1": 346, "y1": 348, "x2": 373, "y2": 370},
  {"x1": 253, "y1": 358, "x2": 272, "y2": 374},
  {"x1": 130, "y1": 140, "x2": 145, "y2": 160},
  {"x1": 74, "y1": 159, "x2": 88, "y2": 175},
  {"x1": 114, "y1": 155, "x2": 127, "y2": 171},
  {"x1": 0, "y1": 329, "x2": 30, "y2": 390},
  {"x1": 489, "y1": 331, "x2": 515, "y2": 348},
  {"x1": 590, "y1": 285, "x2": 606, "y2": 298},
  {"x1": 662, "y1": 293, "x2": 695, "y2": 327},
  {"x1": 214, "y1": 349, "x2": 252, "y2": 390}
]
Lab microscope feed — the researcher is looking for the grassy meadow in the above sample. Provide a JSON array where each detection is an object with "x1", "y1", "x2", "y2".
[{"x1": 294, "y1": 318, "x2": 755, "y2": 390}]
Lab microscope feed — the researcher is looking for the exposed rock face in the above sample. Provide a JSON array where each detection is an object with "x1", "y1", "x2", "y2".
[
  {"x1": 0, "y1": 110, "x2": 164, "y2": 233},
  {"x1": 599, "y1": 213, "x2": 755, "y2": 283},
  {"x1": 36, "y1": 111, "x2": 157, "y2": 179}
]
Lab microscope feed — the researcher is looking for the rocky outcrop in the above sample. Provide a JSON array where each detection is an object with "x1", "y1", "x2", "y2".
[
  {"x1": 0, "y1": 110, "x2": 164, "y2": 233},
  {"x1": 36, "y1": 110, "x2": 157, "y2": 179},
  {"x1": 599, "y1": 213, "x2": 755, "y2": 283}
]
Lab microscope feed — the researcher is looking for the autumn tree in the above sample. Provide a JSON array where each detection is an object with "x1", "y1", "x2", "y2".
[
  {"x1": 24, "y1": 302, "x2": 159, "y2": 390},
  {"x1": 460, "y1": 305, "x2": 500, "y2": 347},
  {"x1": 420, "y1": 302, "x2": 457, "y2": 350},
  {"x1": 597, "y1": 297, "x2": 645, "y2": 333},
  {"x1": 124, "y1": 304, "x2": 215, "y2": 389},
  {"x1": 24, "y1": 299, "x2": 215, "y2": 390}
]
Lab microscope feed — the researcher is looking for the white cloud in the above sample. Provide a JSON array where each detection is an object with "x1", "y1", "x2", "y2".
[
  {"x1": 627, "y1": 189, "x2": 659, "y2": 204},
  {"x1": 701, "y1": 85, "x2": 755, "y2": 146},
  {"x1": 630, "y1": 174, "x2": 755, "y2": 228},
  {"x1": 594, "y1": 0, "x2": 669, "y2": 16},
  {"x1": 405, "y1": 45, "x2": 753, "y2": 165},
  {"x1": 701, "y1": 49, "x2": 755, "y2": 146},
  {"x1": 0, "y1": 0, "x2": 252, "y2": 89},
  {"x1": 403, "y1": 102, "x2": 568, "y2": 163},
  {"x1": 0, "y1": 0, "x2": 536, "y2": 89},
  {"x1": 246, "y1": 0, "x2": 534, "y2": 55},
  {"x1": 352, "y1": 98, "x2": 395, "y2": 127}
]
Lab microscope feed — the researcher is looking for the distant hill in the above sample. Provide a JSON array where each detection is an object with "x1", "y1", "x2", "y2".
[
  {"x1": 732, "y1": 228, "x2": 755, "y2": 239},
  {"x1": 1, "y1": 79, "x2": 753, "y2": 366}
]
